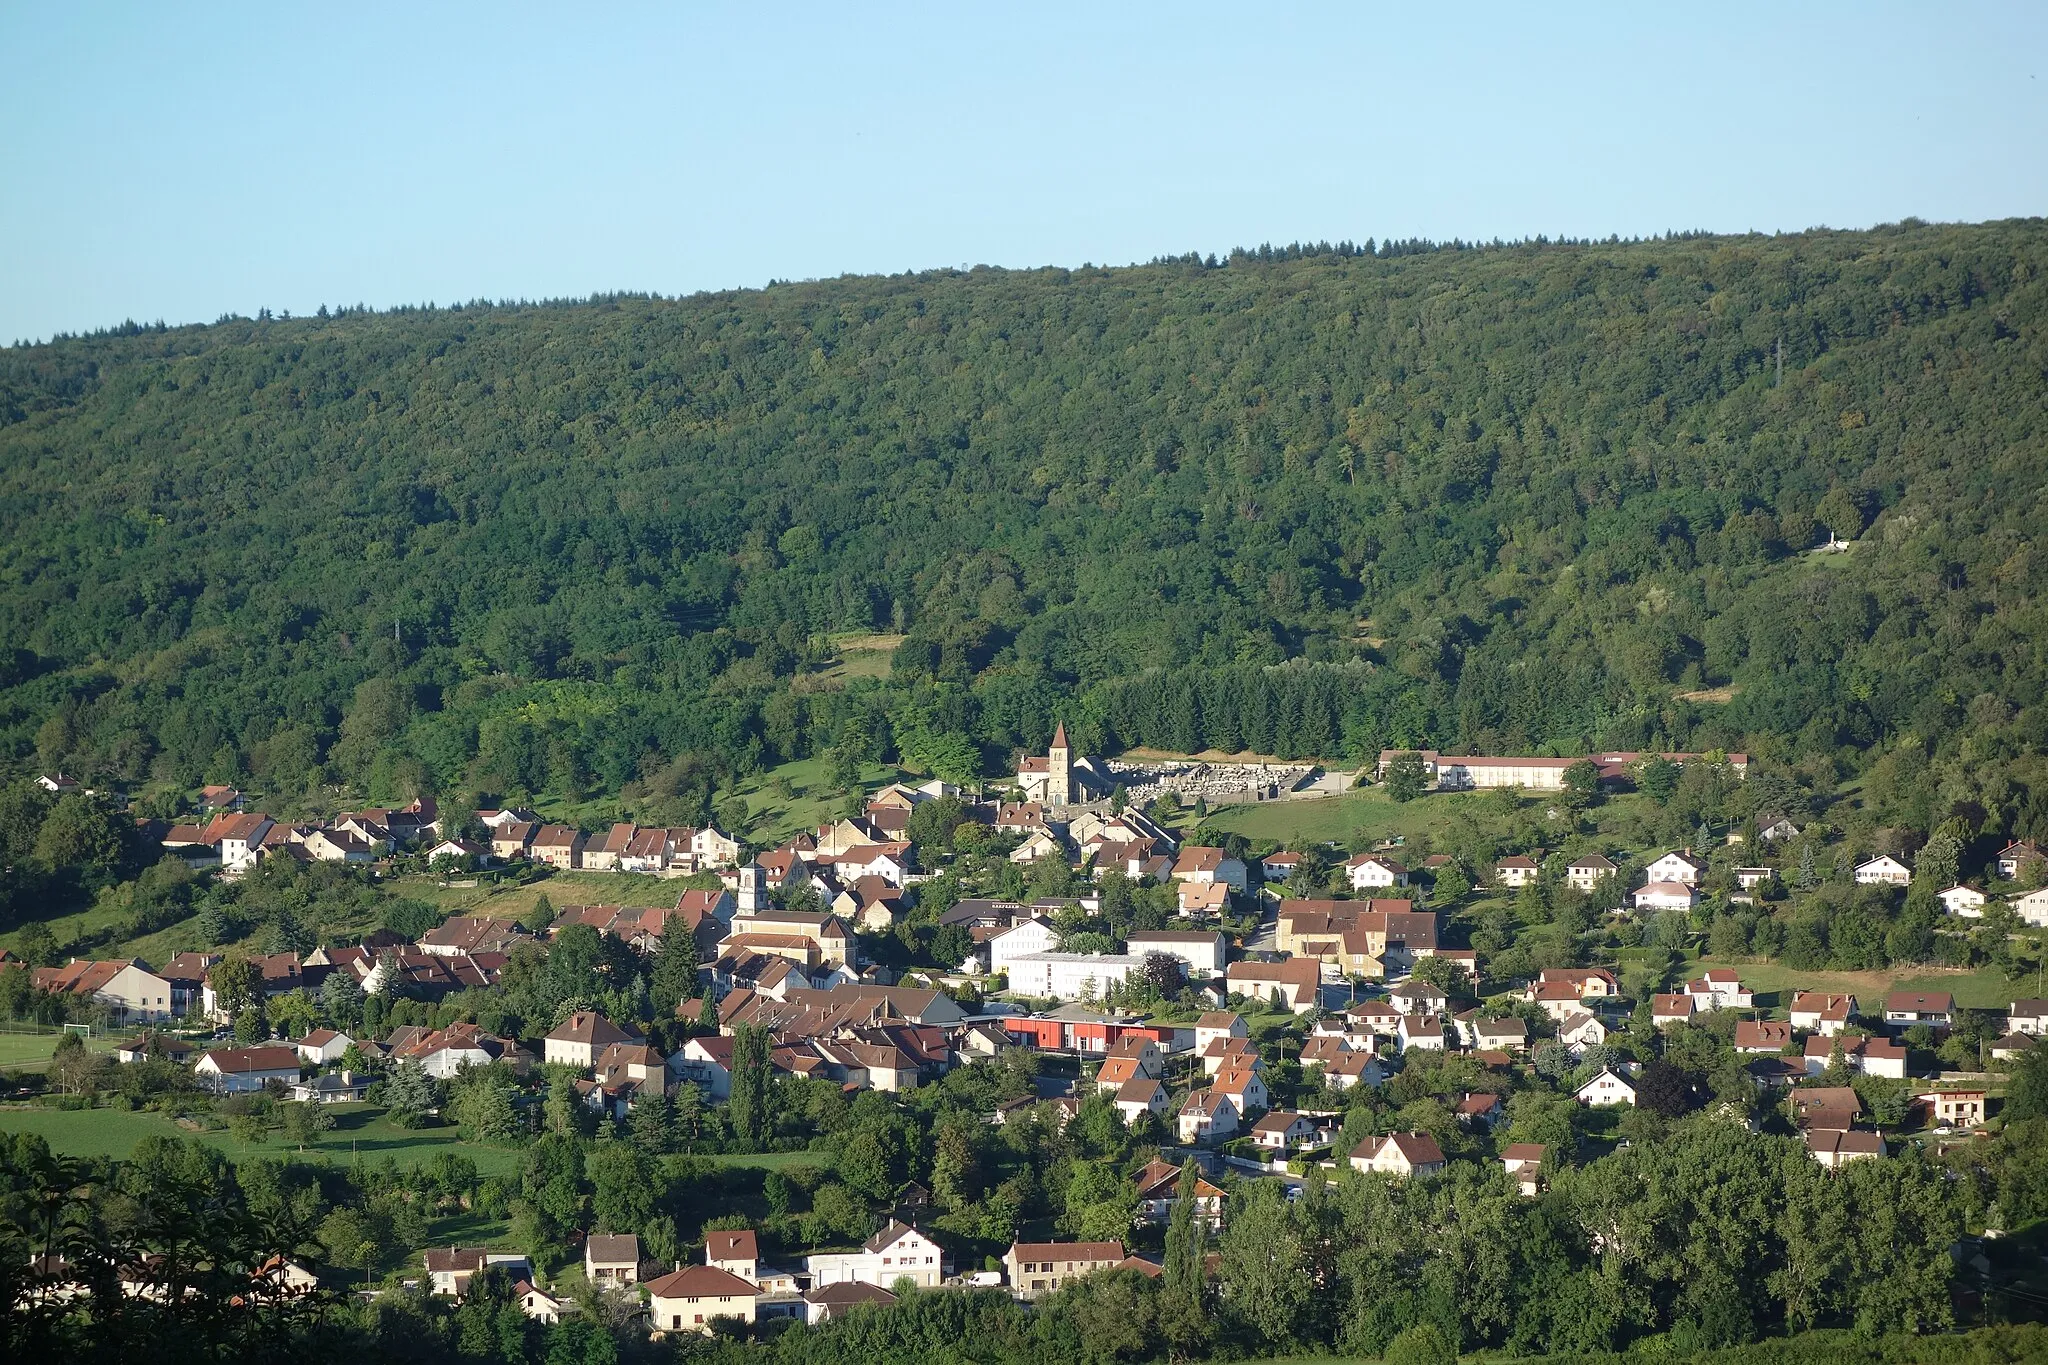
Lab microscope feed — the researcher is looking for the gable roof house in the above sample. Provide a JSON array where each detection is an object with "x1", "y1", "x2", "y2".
[
  {"x1": 1644, "y1": 850, "x2": 1708, "y2": 886},
  {"x1": 805, "y1": 1219, "x2": 946, "y2": 1291},
  {"x1": 32, "y1": 959, "x2": 173, "y2": 1024},
  {"x1": 1225, "y1": 957, "x2": 1321, "y2": 1014},
  {"x1": 1882, "y1": 991, "x2": 1954, "y2": 1032},
  {"x1": 1132, "y1": 1157, "x2": 1225, "y2": 1225},
  {"x1": 586, "y1": 1233, "x2": 642, "y2": 1285},
  {"x1": 1634, "y1": 880, "x2": 1700, "y2": 912},
  {"x1": 194, "y1": 1046, "x2": 302, "y2": 1093},
  {"x1": 544, "y1": 1011, "x2": 639, "y2": 1068},
  {"x1": 644, "y1": 1265, "x2": 758, "y2": 1335},
  {"x1": 1734, "y1": 1019, "x2": 1793, "y2": 1054},
  {"x1": 1854, "y1": 854, "x2": 1912, "y2": 887},
  {"x1": 1346, "y1": 854, "x2": 1409, "y2": 890},
  {"x1": 1351, "y1": 1131, "x2": 1446, "y2": 1179},
  {"x1": 1575, "y1": 1068, "x2": 1637, "y2": 1107},
  {"x1": 1997, "y1": 840, "x2": 2045, "y2": 880},
  {"x1": 529, "y1": 825, "x2": 586, "y2": 869},
  {"x1": 1790, "y1": 991, "x2": 1857, "y2": 1036},
  {"x1": 1494, "y1": 855, "x2": 1540, "y2": 888},
  {"x1": 1565, "y1": 854, "x2": 1618, "y2": 893},
  {"x1": 1177, "y1": 1087, "x2": 1239, "y2": 1145},
  {"x1": 1003, "y1": 1240, "x2": 1127, "y2": 1300}
]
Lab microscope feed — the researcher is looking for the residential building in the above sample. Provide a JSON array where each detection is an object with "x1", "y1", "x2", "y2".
[
  {"x1": 1854, "y1": 855, "x2": 1912, "y2": 887},
  {"x1": 1124, "y1": 931, "x2": 1226, "y2": 980},
  {"x1": 1346, "y1": 855, "x2": 1409, "y2": 890},
  {"x1": 1501, "y1": 1143, "x2": 1545, "y2": 1196},
  {"x1": 194, "y1": 1046, "x2": 301, "y2": 1093},
  {"x1": 2015, "y1": 888, "x2": 2048, "y2": 928},
  {"x1": 1734, "y1": 1020, "x2": 1793, "y2": 1053},
  {"x1": 1651, "y1": 993, "x2": 1695, "y2": 1027},
  {"x1": 1882, "y1": 991, "x2": 1954, "y2": 1033},
  {"x1": 586, "y1": 1234, "x2": 641, "y2": 1286},
  {"x1": 1225, "y1": 957, "x2": 1321, "y2": 1013},
  {"x1": 1937, "y1": 885, "x2": 1987, "y2": 918},
  {"x1": 1919, "y1": 1086, "x2": 1987, "y2": 1128},
  {"x1": 1565, "y1": 855, "x2": 1617, "y2": 894},
  {"x1": 1806, "y1": 1130, "x2": 1886, "y2": 1169},
  {"x1": 1644, "y1": 850, "x2": 1708, "y2": 887},
  {"x1": 294, "y1": 1027, "x2": 353, "y2": 1065},
  {"x1": 1177, "y1": 1087, "x2": 1239, "y2": 1144},
  {"x1": 30, "y1": 959, "x2": 173, "y2": 1023},
  {"x1": 1633, "y1": 881, "x2": 1699, "y2": 912},
  {"x1": 802, "y1": 1281, "x2": 895, "y2": 1324},
  {"x1": 1996, "y1": 840, "x2": 2043, "y2": 880},
  {"x1": 1351, "y1": 1131, "x2": 1446, "y2": 1178},
  {"x1": 645, "y1": 1265, "x2": 758, "y2": 1334},
  {"x1": 1250, "y1": 1110, "x2": 1319, "y2": 1150},
  {"x1": 424, "y1": 1248, "x2": 532, "y2": 1300},
  {"x1": 986, "y1": 916, "x2": 1061, "y2": 977},
  {"x1": 1684, "y1": 970, "x2": 1753, "y2": 1010},
  {"x1": 1494, "y1": 855, "x2": 1540, "y2": 888},
  {"x1": 1172, "y1": 845, "x2": 1249, "y2": 892},
  {"x1": 1003, "y1": 1240, "x2": 1126, "y2": 1300},
  {"x1": 2009, "y1": 1000, "x2": 2048, "y2": 1037},
  {"x1": 1791, "y1": 991, "x2": 1856, "y2": 1036},
  {"x1": 1114, "y1": 1078, "x2": 1168, "y2": 1125},
  {"x1": 544, "y1": 1011, "x2": 638, "y2": 1068},
  {"x1": 1802, "y1": 1034, "x2": 1907, "y2": 1079},
  {"x1": 1005, "y1": 952, "x2": 1144, "y2": 1001},
  {"x1": 805, "y1": 1220, "x2": 946, "y2": 1290},
  {"x1": 1575, "y1": 1068, "x2": 1637, "y2": 1106}
]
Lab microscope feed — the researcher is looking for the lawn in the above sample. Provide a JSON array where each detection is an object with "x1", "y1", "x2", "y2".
[
  {"x1": 385, "y1": 868, "x2": 685, "y2": 922},
  {"x1": 0, "y1": 1029, "x2": 120, "y2": 1070},
  {"x1": 1202, "y1": 790, "x2": 1422, "y2": 848},
  {"x1": 1691, "y1": 955, "x2": 2022, "y2": 1012},
  {"x1": 732, "y1": 755, "x2": 910, "y2": 844},
  {"x1": 0, "y1": 1102, "x2": 836, "y2": 1178}
]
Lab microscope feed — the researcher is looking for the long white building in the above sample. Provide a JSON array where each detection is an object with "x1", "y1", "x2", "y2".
[{"x1": 1005, "y1": 952, "x2": 1145, "y2": 1000}]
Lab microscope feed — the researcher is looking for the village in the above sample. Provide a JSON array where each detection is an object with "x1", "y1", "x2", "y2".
[{"x1": 9, "y1": 730, "x2": 2048, "y2": 1336}]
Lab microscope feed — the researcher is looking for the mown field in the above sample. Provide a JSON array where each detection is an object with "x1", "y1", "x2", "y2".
[{"x1": 0, "y1": 1101, "x2": 836, "y2": 1177}]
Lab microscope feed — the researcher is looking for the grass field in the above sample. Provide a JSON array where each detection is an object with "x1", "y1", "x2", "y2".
[
  {"x1": 0, "y1": 1029, "x2": 121, "y2": 1071},
  {"x1": 387, "y1": 868, "x2": 686, "y2": 921},
  {"x1": 0, "y1": 1101, "x2": 837, "y2": 1178},
  {"x1": 1690, "y1": 955, "x2": 2025, "y2": 1011}
]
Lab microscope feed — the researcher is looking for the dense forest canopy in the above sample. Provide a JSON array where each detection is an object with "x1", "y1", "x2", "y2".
[{"x1": 1, "y1": 221, "x2": 2044, "y2": 810}]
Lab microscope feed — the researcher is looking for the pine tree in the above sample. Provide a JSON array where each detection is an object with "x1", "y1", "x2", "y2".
[
  {"x1": 629, "y1": 1090, "x2": 673, "y2": 1158},
  {"x1": 1797, "y1": 841, "x2": 1817, "y2": 891},
  {"x1": 697, "y1": 991, "x2": 718, "y2": 1033},
  {"x1": 651, "y1": 924, "x2": 700, "y2": 1019},
  {"x1": 728, "y1": 1024, "x2": 773, "y2": 1148}
]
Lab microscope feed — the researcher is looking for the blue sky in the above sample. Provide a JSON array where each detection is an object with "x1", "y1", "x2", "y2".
[{"x1": 3, "y1": 2, "x2": 2045, "y2": 341}]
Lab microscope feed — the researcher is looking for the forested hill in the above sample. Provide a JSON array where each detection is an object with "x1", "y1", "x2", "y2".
[{"x1": 1, "y1": 221, "x2": 2045, "y2": 814}]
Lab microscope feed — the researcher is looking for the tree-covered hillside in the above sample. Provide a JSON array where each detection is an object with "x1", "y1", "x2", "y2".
[{"x1": 1, "y1": 221, "x2": 2044, "y2": 817}]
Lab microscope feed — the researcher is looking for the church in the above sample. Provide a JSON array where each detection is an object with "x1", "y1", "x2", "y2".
[{"x1": 1015, "y1": 723, "x2": 1114, "y2": 808}]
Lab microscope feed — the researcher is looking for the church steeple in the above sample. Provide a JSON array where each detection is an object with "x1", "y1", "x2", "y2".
[{"x1": 1047, "y1": 722, "x2": 1072, "y2": 807}]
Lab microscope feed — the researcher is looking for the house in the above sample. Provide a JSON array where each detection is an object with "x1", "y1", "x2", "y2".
[
  {"x1": 1388, "y1": 980, "x2": 1447, "y2": 1015},
  {"x1": 1790, "y1": 1087, "x2": 1862, "y2": 1130},
  {"x1": 1633, "y1": 881, "x2": 1699, "y2": 912},
  {"x1": 1114, "y1": 1078, "x2": 1168, "y2": 1125},
  {"x1": 1317, "y1": 1050, "x2": 1385, "y2": 1091},
  {"x1": 1003, "y1": 1240, "x2": 1126, "y2": 1300},
  {"x1": 1501, "y1": 1143, "x2": 1545, "y2": 1196},
  {"x1": 194, "y1": 1046, "x2": 301, "y2": 1093},
  {"x1": 1398, "y1": 1014, "x2": 1447, "y2": 1052},
  {"x1": 1565, "y1": 855, "x2": 1617, "y2": 893},
  {"x1": 1176, "y1": 881, "x2": 1231, "y2": 918},
  {"x1": 514, "y1": 1281, "x2": 567, "y2": 1323},
  {"x1": 113, "y1": 1033, "x2": 197, "y2": 1065},
  {"x1": 1557, "y1": 1010, "x2": 1608, "y2": 1054},
  {"x1": 1126, "y1": 931, "x2": 1227, "y2": 980},
  {"x1": 1882, "y1": 991, "x2": 1954, "y2": 1033},
  {"x1": 1172, "y1": 845, "x2": 1248, "y2": 892},
  {"x1": 1538, "y1": 967, "x2": 1621, "y2": 1000},
  {"x1": 1919, "y1": 1085, "x2": 1988, "y2": 1129},
  {"x1": 1734, "y1": 1019, "x2": 1793, "y2": 1053},
  {"x1": 423, "y1": 838, "x2": 492, "y2": 867},
  {"x1": 1250, "y1": 1109, "x2": 1319, "y2": 1150},
  {"x1": 1854, "y1": 855, "x2": 1912, "y2": 887},
  {"x1": 671, "y1": 1035, "x2": 734, "y2": 1100},
  {"x1": 1651, "y1": 993, "x2": 1696, "y2": 1027},
  {"x1": 1346, "y1": 854, "x2": 1409, "y2": 890},
  {"x1": 294, "y1": 1027, "x2": 353, "y2": 1065},
  {"x1": 1494, "y1": 855, "x2": 1540, "y2": 888},
  {"x1": 1791, "y1": 991, "x2": 1856, "y2": 1036},
  {"x1": 1132, "y1": 1157, "x2": 1224, "y2": 1226},
  {"x1": 1644, "y1": 850, "x2": 1708, "y2": 887},
  {"x1": 1756, "y1": 815, "x2": 1802, "y2": 843},
  {"x1": 1937, "y1": 885, "x2": 1988, "y2": 918},
  {"x1": 805, "y1": 1220, "x2": 946, "y2": 1290},
  {"x1": 1473, "y1": 1017, "x2": 1528, "y2": 1052},
  {"x1": 1351, "y1": 1131, "x2": 1446, "y2": 1179},
  {"x1": 1455, "y1": 1092, "x2": 1504, "y2": 1129},
  {"x1": 645, "y1": 1265, "x2": 758, "y2": 1334},
  {"x1": 2009, "y1": 999, "x2": 2048, "y2": 1037},
  {"x1": 1802, "y1": 1033, "x2": 1907, "y2": 1079},
  {"x1": 424, "y1": 1247, "x2": 532, "y2": 1299},
  {"x1": 1684, "y1": 969, "x2": 1753, "y2": 1010},
  {"x1": 30, "y1": 959, "x2": 174, "y2": 1023},
  {"x1": 290, "y1": 1072, "x2": 371, "y2": 1104},
  {"x1": 1093, "y1": 1055, "x2": 1153, "y2": 1093},
  {"x1": 1212, "y1": 1064, "x2": 1270, "y2": 1114},
  {"x1": 544, "y1": 1011, "x2": 639, "y2": 1068},
  {"x1": 198, "y1": 783, "x2": 243, "y2": 811},
  {"x1": 1995, "y1": 840, "x2": 2043, "y2": 880},
  {"x1": 1806, "y1": 1130, "x2": 1886, "y2": 1169},
  {"x1": 1734, "y1": 867, "x2": 1774, "y2": 891},
  {"x1": 2015, "y1": 888, "x2": 2048, "y2": 928},
  {"x1": 1575, "y1": 1068, "x2": 1637, "y2": 1107},
  {"x1": 529, "y1": 825, "x2": 586, "y2": 869},
  {"x1": 418, "y1": 916, "x2": 525, "y2": 957},
  {"x1": 36, "y1": 773, "x2": 81, "y2": 794},
  {"x1": 1194, "y1": 1011, "x2": 1248, "y2": 1054},
  {"x1": 803, "y1": 1281, "x2": 896, "y2": 1324},
  {"x1": 1260, "y1": 851, "x2": 1302, "y2": 882},
  {"x1": 1177, "y1": 1087, "x2": 1239, "y2": 1144},
  {"x1": 586, "y1": 1233, "x2": 641, "y2": 1286},
  {"x1": 1225, "y1": 958, "x2": 1321, "y2": 1013}
]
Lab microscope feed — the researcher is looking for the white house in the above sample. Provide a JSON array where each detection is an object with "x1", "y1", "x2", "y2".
[
  {"x1": 1350, "y1": 1132, "x2": 1446, "y2": 1179},
  {"x1": 644, "y1": 1265, "x2": 758, "y2": 1334},
  {"x1": 1177, "y1": 1088, "x2": 1239, "y2": 1145},
  {"x1": 1566, "y1": 855, "x2": 1617, "y2": 894},
  {"x1": 1854, "y1": 855, "x2": 1912, "y2": 887},
  {"x1": 1643, "y1": 850, "x2": 1707, "y2": 887},
  {"x1": 294, "y1": 1028, "x2": 353, "y2": 1065},
  {"x1": 1683, "y1": 970, "x2": 1753, "y2": 1010},
  {"x1": 1494, "y1": 855, "x2": 1540, "y2": 887},
  {"x1": 1790, "y1": 992, "x2": 1856, "y2": 1036},
  {"x1": 1558, "y1": 1011, "x2": 1609, "y2": 1054},
  {"x1": 2013, "y1": 887, "x2": 2048, "y2": 928},
  {"x1": 804, "y1": 1220, "x2": 945, "y2": 1290},
  {"x1": 1575, "y1": 1068, "x2": 1637, "y2": 1107},
  {"x1": 1346, "y1": 855, "x2": 1409, "y2": 890},
  {"x1": 1633, "y1": 880, "x2": 1699, "y2": 912},
  {"x1": 1937, "y1": 885, "x2": 1987, "y2": 918},
  {"x1": 1193, "y1": 1011, "x2": 1247, "y2": 1054},
  {"x1": 2010, "y1": 1000, "x2": 2048, "y2": 1037},
  {"x1": 194, "y1": 1046, "x2": 301, "y2": 1093},
  {"x1": 670, "y1": 1036, "x2": 734, "y2": 1100},
  {"x1": 1172, "y1": 846, "x2": 1249, "y2": 892}
]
